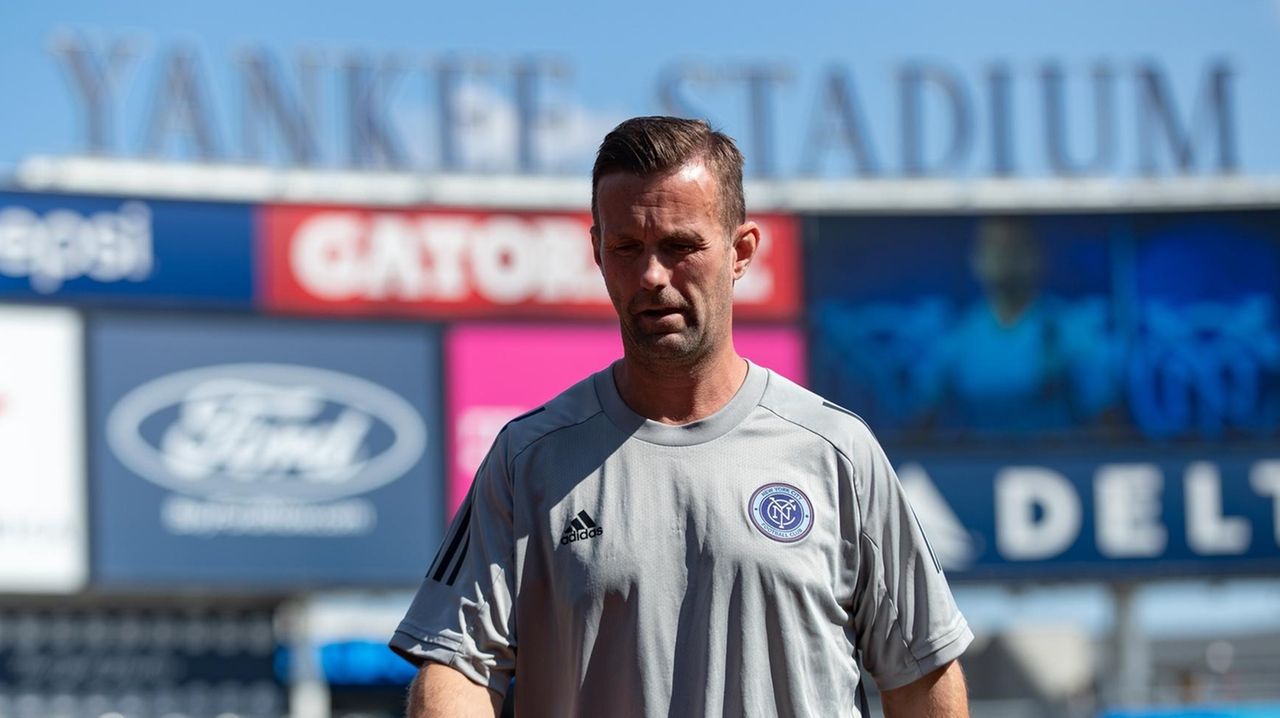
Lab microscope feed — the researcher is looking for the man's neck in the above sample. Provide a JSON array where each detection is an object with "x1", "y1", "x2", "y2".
[
  {"x1": 612, "y1": 349, "x2": 748, "y2": 425},
  {"x1": 989, "y1": 291, "x2": 1037, "y2": 327}
]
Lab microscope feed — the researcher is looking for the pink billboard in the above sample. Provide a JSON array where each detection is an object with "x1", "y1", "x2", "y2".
[{"x1": 446, "y1": 324, "x2": 806, "y2": 513}]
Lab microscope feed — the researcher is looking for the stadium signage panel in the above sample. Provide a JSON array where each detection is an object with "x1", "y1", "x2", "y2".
[
  {"x1": 106, "y1": 364, "x2": 426, "y2": 503},
  {"x1": 261, "y1": 205, "x2": 800, "y2": 319},
  {"x1": 806, "y1": 211, "x2": 1280, "y2": 447},
  {"x1": 276, "y1": 641, "x2": 419, "y2": 687},
  {"x1": 51, "y1": 36, "x2": 1238, "y2": 178},
  {"x1": 903, "y1": 455, "x2": 1280, "y2": 580},
  {"x1": 1102, "y1": 705, "x2": 1280, "y2": 718},
  {"x1": 445, "y1": 324, "x2": 806, "y2": 513},
  {"x1": 90, "y1": 314, "x2": 443, "y2": 586},
  {"x1": 0, "y1": 198, "x2": 150, "y2": 293},
  {"x1": 0, "y1": 191, "x2": 254, "y2": 306},
  {"x1": 0, "y1": 305, "x2": 87, "y2": 593}
]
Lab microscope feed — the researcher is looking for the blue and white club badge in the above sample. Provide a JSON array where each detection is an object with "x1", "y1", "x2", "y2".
[{"x1": 749, "y1": 483, "x2": 814, "y2": 543}]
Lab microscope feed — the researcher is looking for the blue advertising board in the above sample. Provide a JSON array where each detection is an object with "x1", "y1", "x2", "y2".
[
  {"x1": 808, "y1": 210, "x2": 1280, "y2": 579},
  {"x1": 807, "y1": 211, "x2": 1280, "y2": 448},
  {"x1": 1101, "y1": 705, "x2": 1280, "y2": 718},
  {"x1": 89, "y1": 313, "x2": 443, "y2": 586},
  {"x1": 275, "y1": 641, "x2": 418, "y2": 687},
  {"x1": 0, "y1": 191, "x2": 254, "y2": 307},
  {"x1": 898, "y1": 453, "x2": 1280, "y2": 581}
]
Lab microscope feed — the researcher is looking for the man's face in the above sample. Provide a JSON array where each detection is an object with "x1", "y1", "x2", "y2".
[
  {"x1": 591, "y1": 161, "x2": 754, "y2": 367},
  {"x1": 972, "y1": 221, "x2": 1042, "y2": 300}
]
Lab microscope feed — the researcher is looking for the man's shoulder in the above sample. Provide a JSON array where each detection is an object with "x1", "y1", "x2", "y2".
[
  {"x1": 757, "y1": 368, "x2": 881, "y2": 457},
  {"x1": 496, "y1": 369, "x2": 607, "y2": 458}
]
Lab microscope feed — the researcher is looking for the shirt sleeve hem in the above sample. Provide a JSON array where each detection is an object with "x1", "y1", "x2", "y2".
[
  {"x1": 388, "y1": 630, "x2": 513, "y2": 697},
  {"x1": 871, "y1": 620, "x2": 974, "y2": 692}
]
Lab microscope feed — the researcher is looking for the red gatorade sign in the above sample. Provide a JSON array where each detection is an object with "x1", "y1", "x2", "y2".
[{"x1": 259, "y1": 205, "x2": 800, "y2": 319}]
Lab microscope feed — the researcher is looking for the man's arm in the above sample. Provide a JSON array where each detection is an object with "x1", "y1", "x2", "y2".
[
  {"x1": 880, "y1": 659, "x2": 968, "y2": 718},
  {"x1": 407, "y1": 662, "x2": 503, "y2": 718}
]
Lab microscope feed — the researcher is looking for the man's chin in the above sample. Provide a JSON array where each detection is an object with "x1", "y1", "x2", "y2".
[
  {"x1": 629, "y1": 335, "x2": 721, "y2": 368},
  {"x1": 624, "y1": 331, "x2": 713, "y2": 365}
]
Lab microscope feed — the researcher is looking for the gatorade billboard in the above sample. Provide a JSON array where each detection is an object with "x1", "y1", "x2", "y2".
[{"x1": 259, "y1": 204, "x2": 800, "y2": 320}]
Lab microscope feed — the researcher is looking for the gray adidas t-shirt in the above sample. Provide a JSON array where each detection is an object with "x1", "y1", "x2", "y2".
[{"x1": 391, "y1": 361, "x2": 972, "y2": 717}]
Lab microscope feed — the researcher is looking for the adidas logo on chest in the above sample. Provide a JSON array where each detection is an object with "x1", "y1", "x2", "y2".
[{"x1": 560, "y1": 510, "x2": 603, "y2": 544}]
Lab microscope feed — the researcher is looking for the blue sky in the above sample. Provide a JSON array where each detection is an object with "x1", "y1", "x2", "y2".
[{"x1": 3, "y1": 0, "x2": 1280, "y2": 179}]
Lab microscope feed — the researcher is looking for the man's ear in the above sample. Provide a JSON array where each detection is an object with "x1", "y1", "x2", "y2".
[
  {"x1": 731, "y1": 221, "x2": 761, "y2": 281},
  {"x1": 590, "y1": 225, "x2": 603, "y2": 270}
]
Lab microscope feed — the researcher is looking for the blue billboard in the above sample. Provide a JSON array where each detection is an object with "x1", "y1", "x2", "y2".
[
  {"x1": 901, "y1": 454, "x2": 1280, "y2": 581},
  {"x1": 1101, "y1": 705, "x2": 1280, "y2": 718},
  {"x1": 0, "y1": 191, "x2": 254, "y2": 306},
  {"x1": 808, "y1": 210, "x2": 1280, "y2": 579},
  {"x1": 807, "y1": 211, "x2": 1280, "y2": 447},
  {"x1": 89, "y1": 313, "x2": 443, "y2": 586}
]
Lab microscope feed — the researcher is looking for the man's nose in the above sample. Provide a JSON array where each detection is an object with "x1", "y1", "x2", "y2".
[{"x1": 640, "y1": 251, "x2": 671, "y2": 289}]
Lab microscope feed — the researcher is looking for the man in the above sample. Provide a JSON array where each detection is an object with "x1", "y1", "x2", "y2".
[
  {"x1": 938, "y1": 216, "x2": 1114, "y2": 434},
  {"x1": 390, "y1": 116, "x2": 972, "y2": 717}
]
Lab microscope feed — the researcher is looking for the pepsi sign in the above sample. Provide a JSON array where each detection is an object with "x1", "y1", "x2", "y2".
[
  {"x1": 89, "y1": 313, "x2": 443, "y2": 587},
  {"x1": 0, "y1": 192, "x2": 254, "y2": 307}
]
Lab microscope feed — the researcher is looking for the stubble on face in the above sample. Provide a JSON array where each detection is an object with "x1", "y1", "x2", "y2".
[
  {"x1": 594, "y1": 163, "x2": 738, "y2": 374},
  {"x1": 616, "y1": 282, "x2": 720, "y2": 369}
]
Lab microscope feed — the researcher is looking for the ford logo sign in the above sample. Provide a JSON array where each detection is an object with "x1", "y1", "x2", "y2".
[{"x1": 106, "y1": 364, "x2": 427, "y2": 503}]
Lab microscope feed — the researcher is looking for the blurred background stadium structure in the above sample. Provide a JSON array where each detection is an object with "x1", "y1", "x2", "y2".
[{"x1": 2, "y1": 1, "x2": 1280, "y2": 716}]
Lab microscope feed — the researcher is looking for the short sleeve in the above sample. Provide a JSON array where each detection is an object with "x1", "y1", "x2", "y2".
[
  {"x1": 849, "y1": 431, "x2": 973, "y2": 691},
  {"x1": 389, "y1": 435, "x2": 517, "y2": 695}
]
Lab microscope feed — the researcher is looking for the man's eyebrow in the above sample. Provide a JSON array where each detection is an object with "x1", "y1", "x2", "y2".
[
  {"x1": 600, "y1": 227, "x2": 711, "y2": 244},
  {"x1": 661, "y1": 229, "x2": 708, "y2": 243}
]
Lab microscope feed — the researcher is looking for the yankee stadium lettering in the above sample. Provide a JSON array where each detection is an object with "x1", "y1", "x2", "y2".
[
  {"x1": 53, "y1": 36, "x2": 1238, "y2": 178},
  {"x1": 106, "y1": 363, "x2": 427, "y2": 502}
]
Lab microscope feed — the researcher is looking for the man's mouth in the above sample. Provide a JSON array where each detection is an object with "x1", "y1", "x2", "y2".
[{"x1": 635, "y1": 307, "x2": 687, "y2": 328}]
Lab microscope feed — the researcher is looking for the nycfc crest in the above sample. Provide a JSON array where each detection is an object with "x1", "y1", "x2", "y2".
[{"x1": 749, "y1": 483, "x2": 814, "y2": 543}]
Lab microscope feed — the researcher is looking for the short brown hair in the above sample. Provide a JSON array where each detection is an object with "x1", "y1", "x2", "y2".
[{"x1": 591, "y1": 116, "x2": 746, "y2": 234}]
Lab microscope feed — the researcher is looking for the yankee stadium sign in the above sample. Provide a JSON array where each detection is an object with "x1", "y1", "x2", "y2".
[{"x1": 51, "y1": 35, "x2": 1238, "y2": 178}]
